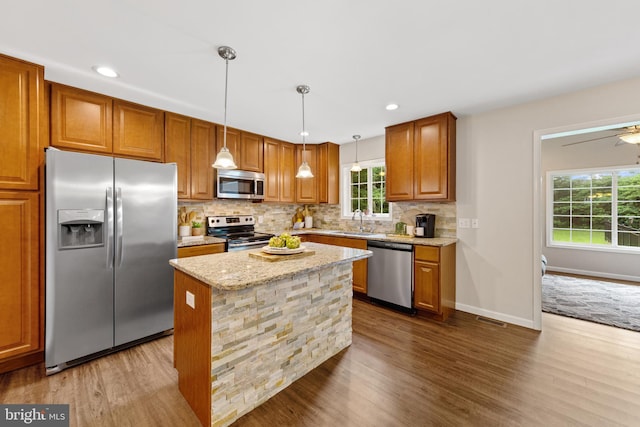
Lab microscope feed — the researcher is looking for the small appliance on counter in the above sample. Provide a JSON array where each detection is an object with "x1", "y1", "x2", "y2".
[{"x1": 416, "y1": 213, "x2": 436, "y2": 238}]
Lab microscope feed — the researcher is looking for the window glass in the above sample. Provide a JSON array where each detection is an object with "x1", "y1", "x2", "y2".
[{"x1": 549, "y1": 168, "x2": 640, "y2": 249}]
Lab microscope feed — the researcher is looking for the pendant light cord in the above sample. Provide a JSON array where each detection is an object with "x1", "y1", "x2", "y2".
[
  {"x1": 223, "y1": 57, "x2": 229, "y2": 149},
  {"x1": 301, "y1": 90, "x2": 306, "y2": 162}
]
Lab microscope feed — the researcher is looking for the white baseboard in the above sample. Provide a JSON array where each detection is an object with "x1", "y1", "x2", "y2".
[
  {"x1": 454, "y1": 303, "x2": 537, "y2": 330},
  {"x1": 546, "y1": 266, "x2": 640, "y2": 283}
]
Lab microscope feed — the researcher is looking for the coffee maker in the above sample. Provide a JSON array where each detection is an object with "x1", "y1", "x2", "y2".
[{"x1": 415, "y1": 213, "x2": 436, "y2": 238}]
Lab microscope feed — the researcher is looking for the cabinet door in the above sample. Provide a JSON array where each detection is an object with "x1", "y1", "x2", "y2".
[
  {"x1": 113, "y1": 100, "x2": 164, "y2": 161},
  {"x1": 240, "y1": 132, "x2": 263, "y2": 172},
  {"x1": 165, "y1": 113, "x2": 192, "y2": 199},
  {"x1": 216, "y1": 126, "x2": 241, "y2": 165},
  {"x1": 308, "y1": 235, "x2": 368, "y2": 293},
  {"x1": 0, "y1": 56, "x2": 44, "y2": 190},
  {"x1": 190, "y1": 120, "x2": 216, "y2": 200},
  {"x1": 385, "y1": 122, "x2": 414, "y2": 201},
  {"x1": 295, "y1": 145, "x2": 318, "y2": 203},
  {"x1": 414, "y1": 260, "x2": 440, "y2": 313},
  {"x1": 280, "y1": 142, "x2": 297, "y2": 203},
  {"x1": 51, "y1": 84, "x2": 113, "y2": 155},
  {"x1": 177, "y1": 243, "x2": 224, "y2": 258},
  {"x1": 414, "y1": 112, "x2": 456, "y2": 201},
  {"x1": 318, "y1": 142, "x2": 340, "y2": 204},
  {"x1": 0, "y1": 192, "x2": 40, "y2": 362},
  {"x1": 263, "y1": 138, "x2": 280, "y2": 201}
]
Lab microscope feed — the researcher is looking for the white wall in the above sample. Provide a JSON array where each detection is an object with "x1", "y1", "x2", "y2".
[
  {"x1": 541, "y1": 135, "x2": 640, "y2": 281},
  {"x1": 339, "y1": 135, "x2": 385, "y2": 164},
  {"x1": 456, "y1": 75, "x2": 640, "y2": 329}
]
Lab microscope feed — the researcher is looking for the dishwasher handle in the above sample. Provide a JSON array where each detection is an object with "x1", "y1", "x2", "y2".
[{"x1": 367, "y1": 240, "x2": 413, "y2": 251}]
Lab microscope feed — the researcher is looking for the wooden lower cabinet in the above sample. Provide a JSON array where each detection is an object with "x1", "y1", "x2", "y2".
[
  {"x1": 301, "y1": 234, "x2": 368, "y2": 293},
  {"x1": 177, "y1": 243, "x2": 224, "y2": 258},
  {"x1": 414, "y1": 244, "x2": 456, "y2": 321},
  {"x1": 0, "y1": 192, "x2": 42, "y2": 373}
]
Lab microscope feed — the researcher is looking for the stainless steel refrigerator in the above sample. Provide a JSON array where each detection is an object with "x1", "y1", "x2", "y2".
[{"x1": 45, "y1": 149, "x2": 177, "y2": 374}]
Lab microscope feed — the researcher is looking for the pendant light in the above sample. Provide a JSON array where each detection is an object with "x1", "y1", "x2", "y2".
[
  {"x1": 212, "y1": 46, "x2": 238, "y2": 169},
  {"x1": 350, "y1": 134, "x2": 362, "y2": 172},
  {"x1": 295, "y1": 84, "x2": 314, "y2": 178}
]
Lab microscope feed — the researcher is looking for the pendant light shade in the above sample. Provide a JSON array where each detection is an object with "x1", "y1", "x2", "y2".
[
  {"x1": 350, "y1": 134, "x2": 362, "y2": 172},
  {"x1": 620, "y1": 132, "x2": 640, "y2": 144},
  {"x1": 296, "y1": 84, "x2": 314, "y2": 179},
  {"x1": 212, "y1": 46, "x2": 238, "y2": 169}
]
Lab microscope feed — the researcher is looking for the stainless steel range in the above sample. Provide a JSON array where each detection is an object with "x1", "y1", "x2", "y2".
[{"x1": 206, "y1": 215, "x2": 274, "y2": 251}]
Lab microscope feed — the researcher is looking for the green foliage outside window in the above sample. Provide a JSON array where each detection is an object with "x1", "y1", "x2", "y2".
[{"x1": 550, "y1": 168, "x2": 640, "y2": 248}]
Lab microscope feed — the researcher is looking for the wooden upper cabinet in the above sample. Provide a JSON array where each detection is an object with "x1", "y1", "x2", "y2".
[
  {"x1": 190, "y1": 119, "x2": 215, "y2": 200},
  {"x1": 385, "y1": 111, "x2": 456, "y2": 202},
  {"x1": 317, "y1": 142, "x2": 340, "y2": 204},
  {"x1": 280, "y1": 142, "x2": 296, "y2": 203},
  {"x1": 113, "y1": 100, "x2": 164, "y2": 161},
  {"x1": 165, "y1": 113, "x2": 191, "y2": 198},
  {"x1": 216, "y1": 127, "x2": 262, "y2": 172},
  {"x1": 0, "y1": 192, "x2": 40, "y2": 364},
  {"x1": 414, "y1": 112, "x2": 456, "y2": 201},
  {"x1": 165, "y1": 114, "x2": 215, "y2": 200},
  {"x1": 264, "y1": 138, "x2": 296, "y2": 203},
  {"x1": 216, "y1": 126, "x2": 241, "y2": 165},
  {"x1": 0, "y1": 56, "x2": 44, "y2": 190},
  {"x1": 263, "y1": 138, "x2": 280, "y2": 201},
  {"x1": 240, "y1": 131, "x2": 263, "y2": 172},
  {"x1": 295, "y1": 144, "x2": 318, "y2": 203},
  {"x1": 385, "y1": 122, "x2": 415, "y2": 201},
  {"x1": 51, "y1": 84, "x2": 113, "y2": 154},
  {"x1": 51, "y1": 84, "x2": 164, "y2": 161}
]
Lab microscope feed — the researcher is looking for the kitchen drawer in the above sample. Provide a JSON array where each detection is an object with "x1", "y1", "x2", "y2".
[
  {"x1": 414, "y1": 245, "x2": 440, "y2": 262},
  {"x1": 177, "y1": 243, "x2": 224, "y2": 258}
]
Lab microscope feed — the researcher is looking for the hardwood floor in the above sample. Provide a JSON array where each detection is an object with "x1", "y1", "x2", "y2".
[{"x1": 2, "y1": 299, "x2": 640, "y2": 426}]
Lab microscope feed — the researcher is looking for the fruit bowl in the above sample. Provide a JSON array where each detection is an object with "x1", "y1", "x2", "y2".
[{"x1": 262, "y1": 245, "x2": 306, "y2": 255}]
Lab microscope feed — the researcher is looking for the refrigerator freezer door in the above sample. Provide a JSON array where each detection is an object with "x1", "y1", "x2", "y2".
[
  {"x1": 113, "y1": 158, "x2": 177, "y2": 346},
  {"x1": 45, "y1": 150, "x2": 115, "y2": 369}
]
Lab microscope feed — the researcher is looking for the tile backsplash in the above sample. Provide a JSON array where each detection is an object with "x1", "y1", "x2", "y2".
[{"x1": 179, "y1": 200, "x2": 456, "y2": 238}]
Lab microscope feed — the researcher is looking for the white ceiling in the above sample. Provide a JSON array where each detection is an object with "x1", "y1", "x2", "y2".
[{"x1": 4, "y1": 0, "x2": 640, "y2": 144}]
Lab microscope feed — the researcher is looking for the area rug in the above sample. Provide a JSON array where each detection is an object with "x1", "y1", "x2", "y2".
[{"x1": 542, "y1": 273, "x2": 640, "y2": 332}]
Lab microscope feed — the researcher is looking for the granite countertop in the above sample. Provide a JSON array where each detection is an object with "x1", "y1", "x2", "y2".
[
  {"x1": 177, "y1": 236, "x2": 226, "y2": 248},
  {"x1": 294, "y1": 229, "x2": 457, "y2": 247},
  {"x1": 169, "y1": 242, "x2": 372, "y2": 291}
]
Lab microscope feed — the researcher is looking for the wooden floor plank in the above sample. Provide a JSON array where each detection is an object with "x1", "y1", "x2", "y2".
[{"x1": 1, "y1": 299, "x2": 640, "y2": 426}]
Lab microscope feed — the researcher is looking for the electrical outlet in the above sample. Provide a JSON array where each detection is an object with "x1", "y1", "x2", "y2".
[
  {"x1": 458, "y1": 218, "x2": 470, "y2": 228},
  {"x1": 258, "y1": 215, "x2": 264, "y2": 224},
  {"x1": 472, "y1": 218, "x2": 479, "y2": 229},
  {"x1": 186, "y1": 291, "x2": 195, "y2": 309}
]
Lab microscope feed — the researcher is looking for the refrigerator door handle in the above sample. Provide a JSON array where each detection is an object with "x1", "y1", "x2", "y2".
[
  {"x1": 106, "y1": 187, "x2": 114, "y2": 269},
  {"x1": 116, "y1": 187, "x2": 124, "y2": 267}
]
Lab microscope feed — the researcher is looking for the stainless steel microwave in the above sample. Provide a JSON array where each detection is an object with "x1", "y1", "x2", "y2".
[{"x1": 216, "y1": 169, "x2": 265, "y2": 200}]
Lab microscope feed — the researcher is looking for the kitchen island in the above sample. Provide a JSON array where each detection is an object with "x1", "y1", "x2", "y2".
[{"x1": 168, "y1": 242, "x2": 372, "y2": 427}]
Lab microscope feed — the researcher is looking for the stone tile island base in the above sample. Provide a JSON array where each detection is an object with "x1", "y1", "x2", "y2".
[{"x1": 173, "y1": 263, "x2": 353, "y2": 427}]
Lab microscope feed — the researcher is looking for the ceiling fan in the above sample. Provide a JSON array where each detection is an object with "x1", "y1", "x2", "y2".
[{"x1": 562, "y1": 125, "x2": 640, "y2": 147}]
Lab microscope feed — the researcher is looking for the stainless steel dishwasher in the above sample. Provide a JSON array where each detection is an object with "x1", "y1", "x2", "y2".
[{"x1": 367, "y1": 240, "x2": 413, "y2": 311}]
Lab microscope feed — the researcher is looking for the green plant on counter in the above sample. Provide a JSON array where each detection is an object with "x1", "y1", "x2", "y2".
[{"x1": 191, "y1": 221, "x2": 202, "y2": 228}]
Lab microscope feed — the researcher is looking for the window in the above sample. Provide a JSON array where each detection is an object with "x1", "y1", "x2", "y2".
[
  {"x1": 342, "y1": 160, "x2": 390, "y2": 219},
  {"x1": 548, "y1": 166, "x2": 640, "y2": 250}
]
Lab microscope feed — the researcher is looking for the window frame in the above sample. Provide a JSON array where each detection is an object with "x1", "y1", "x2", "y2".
[
  {"x1": 341, "y1": 158, "x2": 392, "y2": 221},
  {"x1": 546, "y1": 165, "x2": 640, "y2": 254}
]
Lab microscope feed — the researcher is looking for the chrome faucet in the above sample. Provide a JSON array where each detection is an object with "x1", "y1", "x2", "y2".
[{"x1": 352, "y1": 209, "x2": 365, "y2": 232}]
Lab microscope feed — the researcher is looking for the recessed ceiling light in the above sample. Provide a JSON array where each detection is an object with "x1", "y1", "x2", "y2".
[
  {"x1": 385, "y1": 103, "x2": 399, "y2": 111},
  {"x1": 93, "y1": 66, "x2": 119, "y2": 78},
  {"x1": 300, "y1": 131, "x2": 309, "y2": 137}
]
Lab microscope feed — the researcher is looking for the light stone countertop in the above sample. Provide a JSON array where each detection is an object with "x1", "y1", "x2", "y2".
[
  {"x1": 177, "y1": 236, "x2": 226, "y2": 248},
  {"x1": 293, "y1": 229, "x2": 457, "y2": 247},
  {"x1": 169, "y1": 242, "x2": 372, "y2": 291}
]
